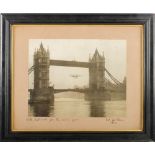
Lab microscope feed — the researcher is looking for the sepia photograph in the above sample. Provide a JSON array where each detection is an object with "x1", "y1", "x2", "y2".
[{"x1": 28, "y1": 39, "x2": 126, "y2": 117}]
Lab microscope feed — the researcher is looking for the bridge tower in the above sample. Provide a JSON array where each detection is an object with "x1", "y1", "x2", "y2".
[
  {"x1": 30, "y1": 43, "x2": 54, "y2": 103},
  {"x1": 34, "y1": 42, "x2": 50, "y2": 90},
  {"x1": 89, "y1": 49, "x2": 105, "y2": 90}
]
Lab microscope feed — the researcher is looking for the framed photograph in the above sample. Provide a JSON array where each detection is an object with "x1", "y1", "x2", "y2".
[{"x1": 0, "y1": 14, "x2": 154, "y2": 141}]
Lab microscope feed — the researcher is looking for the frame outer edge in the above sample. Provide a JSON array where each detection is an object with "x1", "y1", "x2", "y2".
[
  {"x1": 4, "y1": 15, "x2": 12, "y2": 141},
  {"x1": 144, "y1": 15, "x2": 153, "y2": 141},
  {"x1": 148, "y1": 14, "x2": 154, "y2": 141},
  {"x1": 152, "y1": 14, "x2": 155, "y2": 141},
  {"x1": 0, "y1": 14, "x2": 2, "y2": 140},
  {"x1": 1, "y1": 14, "x2": 12, "y2": 141},
  {"x1": 0, "y1": 13, "x2": 154, "y2": 142}
]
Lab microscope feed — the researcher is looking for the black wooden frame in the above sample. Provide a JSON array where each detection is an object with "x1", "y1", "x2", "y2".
[{"x1": 0, "y1": 13, "x2": 154, "y2": 142}]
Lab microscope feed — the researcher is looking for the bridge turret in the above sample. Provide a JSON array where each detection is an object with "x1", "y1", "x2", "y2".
[
  {"x1": 89, "y1": 48, "x2": 105, "y2": 90},
  {"x1": 29, "y1": 43, "x2": 55, "y2": 104},
  {"x1": 34, "y1": 43, "x2": 50, "y2": 90}
]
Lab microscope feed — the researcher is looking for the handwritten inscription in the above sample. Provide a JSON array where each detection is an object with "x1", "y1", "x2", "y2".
[
  {"x1": 26, "y1": 117, "x2": 78, "y2": 122},
  {"x1": 106, "y1": 117, "x2": 124, "y2": 124},
  {"x1": 26, "y1": 117, "x2": 124, "y2": 125}
]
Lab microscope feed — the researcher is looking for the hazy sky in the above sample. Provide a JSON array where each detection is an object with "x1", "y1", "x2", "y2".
[{"x1": 29, "y1": 39, "x2": 126, "y2": 89}]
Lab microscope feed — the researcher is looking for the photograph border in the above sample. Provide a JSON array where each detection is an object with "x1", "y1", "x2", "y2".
[
  {"x1": 12, "y1": 24, "x2": 143, "y2": 132},
  {"x1": 0, "y1": 13, "x2": 154, "y2": 141}
]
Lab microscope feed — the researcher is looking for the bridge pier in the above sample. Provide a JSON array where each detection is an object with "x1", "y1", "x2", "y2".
[{"x1": 29, "y1": 87, "x2": 54, "y2": 104}]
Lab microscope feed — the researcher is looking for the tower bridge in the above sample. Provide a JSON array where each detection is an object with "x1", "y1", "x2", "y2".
[{"x1": 29, "y1": 43, "x2": 126, "y2": 104}]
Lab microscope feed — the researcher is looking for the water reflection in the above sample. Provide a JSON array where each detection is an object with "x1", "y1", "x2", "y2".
[
  {"x1": 29, "y1": 98, "x2": 126, "y2": 117},
  {"x1": 89, "y1": 100, "x2": 105, "y2": 117},
  {"x1": 30, "y1": 102, "x2": 53, "y2": 117}
]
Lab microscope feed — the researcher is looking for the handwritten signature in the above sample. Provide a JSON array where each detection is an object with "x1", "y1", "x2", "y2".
[{"x1": 106, "y1": 117, "x2": 124, "y2": 124}]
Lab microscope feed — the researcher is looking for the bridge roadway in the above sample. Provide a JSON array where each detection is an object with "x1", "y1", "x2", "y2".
[
  {"x1": 50, "y1": 59, "x2": 90, "y2": 68},
  {"x1": 54, "y1": 88, "x2": 88, "y2": 93},
  {"x1": 28, "y1": 88, "x2": 88, "y2": 93}
]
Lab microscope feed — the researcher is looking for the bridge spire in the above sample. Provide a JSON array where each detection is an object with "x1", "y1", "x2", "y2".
[
  {"x1": 91, "y1": 48, "x2": 101, "y2": 62},
  {"x1": 40, "y1": 42, "x2": 44, "y2": 51},
  {"x1": 95, "y1": 48, "x2": 99, "y2": 55}
]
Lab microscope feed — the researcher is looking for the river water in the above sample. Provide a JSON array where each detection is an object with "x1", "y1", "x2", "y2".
[{"x1": 28, "y1": 92, "x2": 126, "y2": 117}]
